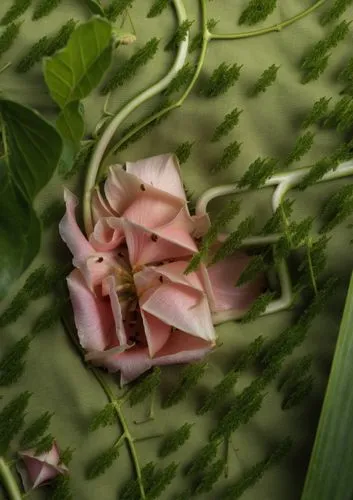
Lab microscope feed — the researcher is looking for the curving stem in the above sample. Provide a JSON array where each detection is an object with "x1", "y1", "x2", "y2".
[
  {"x1": 0, "y1": 457, "x2": 22, "y2": 500},
  {"x1": 83, "y1": 0, "x2": 190, "y2": 235}
]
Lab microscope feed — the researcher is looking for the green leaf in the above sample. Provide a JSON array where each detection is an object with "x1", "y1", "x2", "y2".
[
  {"x1": 0, "y1": 392, "x2": 31, "y2": 454},
  {"x1": 89, "y1": 403, "x2": 116, "y2": 431},
  {"x1": 301, "y1": 272, "x2": 353, "y2": 500},
  {"x1": 128, "y1": 367, "x2": 161, "y2": 406},
  {"x1": 0, "y1": 0, "x2": 31, "y2": 26},
  {"x1": 159, "y1": 423, "x2": 193, "y2": 457},
  {"x1": 82, "y1": 0, "x2": 105, "y2": 16},
  {"x1": 20, "y1": 411, "x2": 53, "y2": 449},
  {"x1": 86, "y1": 446, "x2": 120, "y2": 479},
  {"x1": 0, "y1": 99, "x2": 62, "y2": 200},
  {"x1": 44, "y1": 17, "x2": 113, "y2": 108},
  {"x1": 56, "y1": 101, "x2": 85, "y2": 154}
]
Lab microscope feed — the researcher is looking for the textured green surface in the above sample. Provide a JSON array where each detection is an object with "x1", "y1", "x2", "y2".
[{"x1": 1, "y1": 1, "x2": 353, "y2": 499}]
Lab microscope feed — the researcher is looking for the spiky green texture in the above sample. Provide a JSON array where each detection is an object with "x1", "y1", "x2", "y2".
[
  {"x1": 165, "y1": 19, "x2": 193, "y2": 51},
  {"x1": 261, "y1": 199, "x2": 294, "y2": 235},
  {"x1": 0, "y1": 22, "x2": 22, "y2": 59},
  {"x1": 212, "y1": 216, "x2": 255, "y2": 264},
  {"x1": 89, "y1": 403, "x2": 116, "y2": 432},
  {"x1": 159, "y1": 423, "x2": 193, "y2": 457},
  {"x1": 321, "y1": 0, "x2": 353, "y2": 25},
  {"x1": 86, "y1": 446, "x2": 120, "y2": 479},
  {"x1": 20, "y1": 411, "x2": 53, "y2": 449},
  {"x1": 62, "y1": 142, "x2": 95, "y2": 180},
  {"x1": 59, "y1": 447, "x2": 75, "y2": 466},
  {"x1": 45, "y1": 18, "x2": 77, "y2": 56},
  {"x1": 0, "y1": 0, "x2": 31, "y2": 26},
  {"x1": 0, "y1": 336, "x2": 31, "y2": 386},
  {"x1": 0, "y1": 392, "x2": 31, "y2": 454},
  {"x1": 282, "y1": 375, "x2": 313, "y2": 410},
  {"x1": 120, "y1": 462, "x2": 178, "y2": 500},
  {"x1": 35, "y1": 434, "x2": 55, "y2": 454},
  {"x1": 237, "y1": 250, "x2": 271, "y2": 286},
  {"x1": 147, "y1": 0, "x2": 169, "y2": 18},
  {"x1": 298, "y1": 235, "x2": 330, "y2": 291},
  {"x1": 163, "y1": 63, "x2": 194, "y2": 96},
  {"x1": 128, "y1": 367, "x2": 161, "y2": 406},
  {"x1": 185, "y1": 198, "x2": 241, "y2": 273},
  {"x1": 189, "y1": 19, "x2": 217, "y2": 53},
  {"x1": 338, "y1": 57, "x2": 353, "y2": 86},
  {"x1": 241, "y1": 291, "x2": 276, "y2": 324},
  {"x1": 285, "y1": 131, "x2": 315, "y2": 166},
  {"x1": 212, "y1": 140, "x2": 242, "y2": 173},
  {"x1": 175, "y1": 141, "x2": 194, "y2": 164},
  {"x1": 249, "y1": 64, "x2": 279, "y2": 96},
  {"x1": 104, "y1": 0, "x2": 133, "y2": 22},
  {"x1": 32, "y1": 0, "x2": 63, "y2": 20},
  {"x1": 238, "y1": 157, "x2": 279, "y2": 189},
  {"x1": 278, "y1": 355, "x2": 313, "y2": 391},
  {"x1": 192, "y1": 459, "x2": 225, "y2": 495},
  {"x1": 51, "y1": 475, "x2": 73, "y2": 500},
  {"x1": 31, "y1": 300, "x2": 65, "y2": 336},
  {"x1": 211, "y1": 108, "x2": 242, "y2": 142},
  {"x1": 239, "y1": 0, "x2": 277, "y2": 26},
  {"x1": 162, "y1": 362, "x2": 208, "y2": 408},
  {"x1": 186, "y1": 440, "x2": 220, "y2": 476},
  {"x1": 101, "y1": 38, "x2": 159, "y2": 94},
  {"x1": 320, "y1": 184, "x2": 353, "y2": 233},
  {"x1": 302, "y1": 97, "x2": 331, "y2": 128},
  {"x1": 222, "y1": 438, "x2": 292, "y2": 499},
  {"x1": 197, "y1": 336, "x2": 265, "y2": 415},
  {"x1": 274, "y1": 216, "x2": 315, "y2": 260},
  {"x1": 40, "y1": 200, "x2": 65, "y2": 229},
  {"x1": 201, "y1": 62, "x2": 242, "y2": 98}
]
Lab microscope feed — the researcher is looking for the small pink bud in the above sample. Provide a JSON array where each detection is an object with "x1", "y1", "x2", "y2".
[{"x1": 18, "y1": 441, "x2": 68, "y2": 490}]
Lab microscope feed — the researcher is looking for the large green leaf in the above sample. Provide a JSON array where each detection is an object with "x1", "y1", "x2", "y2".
[
  {"x1": 301, "y1": 272, "x2": 353, "y2": 500},
  {"x1": 43, "y1": 17, "x2": 113, "y2": 109},
  {"x1": 82, "y1": 0, "x2": 105, "y2": 16},
  {"x1": 0, "y1": 99, "x2": 63, "y2": 201},
  {"x1": 0, "y1": 164, "x2": 40, "y2": 300},
  {"x1": 56, "y1": 101, "x2": 85, "y2": 148}
]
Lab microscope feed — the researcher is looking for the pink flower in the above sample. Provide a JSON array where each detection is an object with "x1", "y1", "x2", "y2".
[
  {"x1": 60, "y1": 154, "x2": 263, "y2": 384},
  {"x1": 18, "y1": 442, "x2": 68, "y2": 490}
]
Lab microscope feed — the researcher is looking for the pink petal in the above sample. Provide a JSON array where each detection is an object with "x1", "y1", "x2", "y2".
[
  {"x1": 141, "y1": 282, "x2": 215, "y2": 343},
  {"x1": 91, "y1": 186, "x2": 115, "y2": 224},
  {"x1": 154, "y1": 331, "x2": 212, "y2": 363},
  {"x1": 206, "y1": 252, "x2": 266, "y2": 314},
  {"x1": 102, "y1": 275, "x2": 127, "y2": 346},
  {"x1": 89, "y1": 217, "x2": 124, "y2": 252},
  {"x1": 126, "y1": 154, "x2": 187, "y2": 201},
  {"x1": 98, "y1": 346, "x2": 153, "y2": 385},
  {"x1": 67, "y1": 269, "x2": 115, "y2": 351},
  {"x1": 140, "y1": 311, "x2": 171, "y2": 358},
  {"x1": 79, "y1": 253, "x2": 119, "y2": 290},
  {"x1": 59, "y1": 189, "x2": 95, "y2": 266},
  {"x1": 104, "y1": 165, "x2": 143, "y2": 215},
  {"x1": 191, "y1": 213, "x2": 211, "y2": 238}
]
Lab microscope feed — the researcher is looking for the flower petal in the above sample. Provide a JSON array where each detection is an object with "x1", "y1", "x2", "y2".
[
  {"x1": 206, "y1": 252, "x2": 266, "y2": 314},
  {"x1": 91, "y1": 186, "x2": 115, "y2": 224},
  {"x1": 67, "y1": 269, "x2": 115, "y2": 351},
  {"x1": 97, "y1": 346, "x2": 153, "y2": 385},
  {"x1": 140, "y1": 310, "x2": 171, "y2": 358},
  {"x1": 59, "y1": 189, "x2": 95, "y2": 265},
  {"x1": 126, "y1": 154, "x2": 187, "y2": 201},
  {"x1": 154, "y1": 331, "x2": 212, "y2": 364},
  {"x1": 103, "y1": 274, "x2": 127, "y2": 347},
  {"x1": 89, "y1": 217, "x2": 124, "y2": 252}
]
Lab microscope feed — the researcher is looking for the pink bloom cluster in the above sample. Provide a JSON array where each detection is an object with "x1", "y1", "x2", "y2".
[{"x1": 60, "y1": 154, "x2": 263, "y2": 384}]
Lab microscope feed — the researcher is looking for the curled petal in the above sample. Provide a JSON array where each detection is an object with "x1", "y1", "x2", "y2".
[
  {"x1": 206, "y1": 252, "x2": 266, "y2": 315},
  {"x1": 140, "y1": 311, "x2": 171, "y2": 358},
  {"x1": 126, "y1": 154, "x2": 187, "y2": 201},
  {"x1": 154, "y1": 331, "x2": 213, "y2": 363},
  {"x1": 91, "y1": 186, "x2": 114, "y2": 224},
  {"x1": 102, "y1": 274, "x2": 127, "y2": 347},
  {"x1": 89, "y1": 217, "x2": 124, "y2": 252}
]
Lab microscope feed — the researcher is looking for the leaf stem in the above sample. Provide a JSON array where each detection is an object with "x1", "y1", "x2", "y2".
[
  {"x1": 208, "y1": 0, "x2": 327, "y2": 40},
  {"x1": 0, "y1": 457, "x2": 22, "y2": 500},
  {"x1": 306, "y1": 239, "x2": 318, "y2": 295}
]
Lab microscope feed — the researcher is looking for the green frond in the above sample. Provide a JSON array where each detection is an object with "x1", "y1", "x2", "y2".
[
  {"x1": 0, "y1": 392, "x2": 31, "y2": 454},
  {"x1": 86, "y1": 446, "x2": 120, "y2": 479},
  {"x1": 0, "y1": 0, "x2": 31, "y2": 26},
  {"x1": 163, "y1": 63, "x2": 194, "y2": 96},
  {"x1": 165, "y1": 19, "x2": 193, "y2": 51},
  {"x1": 186, "y1": 440, "x2": 220, "y2": 476},
  {"x1": 35, "y1": 433, "x2": 55, "y2": 454},
  {"x1": 298, "y1": 235, "x2": 330, "y2": 291},
  {"x1": 282, "y1": 375, "x2": 313, "y2": 410},
  {"x1": 240, "y1": 291, "x2": 276, "y2": 324},
  {"x1": 274, "y1": 216, "x2": 314, "y2": 260},
  {"x1": 31, "y1": 300, "x2": 65, "y2": 336},
  {"x1": 145, "y1": 462, "x2": 178, "y2": 500},
  {"x1": 338, "y1": 57, "x2": 353, "y2": 85},
  {"x1": 239, "y1": 0, "x2": 277, "y2": 26},
  {"x1": 238, "y1": 156, "x2": 279, "y2": 189},
  {"x1": 128, "y1": 367, "x2": 161, "y2": 406},
  {"x1": 159, "y1": 423, "x2": 193, "y2": 458},
  {"x1": 16, "y1": 35, "x2": 49, "y2": 73},
  {"x1": 201, "y1": 62, "x2": 242, "y2": 98},
  {"x1": 326, "y1": 19, "x2": 351, "y2": 48},
  {"x1": 40, "y1": 199, "x2": 65, "y2": 229},
  {"x1": 184, "y1": 198, "x2": 241, "y2": 274},
  {"x1": 147, "y1": 0, "x2": 169, "y2": 18},
  {"x1": 101, "y1": 37, "x2": 160, "y2": 94},
  {"x1": 0, "y1": 336, "x2": 31, "y2": 386},
  {"x1": 297, "y1": 158, "x2": 332, "y2": 190},
  {"x1": 212, "y1": 216, "x2": 256, "y2": 264},
  {"x1": 175, "y1": 141, "x2": 194, "y2": 164},
  {"x1": 51, "y1": 475, "x2": 72, "y2": 500},
  {"x1": 32, "y1": 0, "x2": 63, "y2": 20},
  {"x1": 320, "y1": 0, "x2": 353, "y2": 25},
  {"x1": 237, "y1": 251, "x2": 271, "y2": 286},
  {"x1": 188, "y1": 32, "x2": 202, "y2": 53},
  {"x1": 211, "y1": 107, "x2": 242, "y2": 142},
  {"x1": 89, "y1": 403, "x2": 116, "y2": 431},
  {"x1": 0, "y1": 22, "x2": 22, "y2": 59},
  {"x1": 261, "y1": 199, "x2": 294, "y2": 235},
  {"x1": 192, "y1": 459, "x2": 225, "y2": 495},
  {"x1": 249, "y1": 64, "x2": 279, "y2": 97},
  {"x1": 212, "y1": 140, "x2": 242, "y2": 173},
  {"x1": 62, "y1": 141, "x2": 95, "y2": 180},
  {"x1": 162, "y1": 362, "x2": 208, "y2": 408},
  {"x1": 45, "y1": 18, "x2": 77, "y2": 57},
  {"x1": 278, "y1": 354, "x2": 313, "y2": 391},
  {"x1": 299, "y1": 277, "x2": 337, "y2": 329},
  {"x1": 285, "y1": 131, "x2": 315, "y2": 166},
  {"x1": 59, "y1": 447, "x2": 75, "y2": 466},
  {"x1": 223, "y1": 438, "x2": 292, "y2": 499},
  {"x1": 104, "y1": 0, "x2": 134, "y2": 22},
  {"x1": 320, "y1": 184, "x2": 353, "y2": 233},
  {"x1": 302, "y1": 97, "x2": 331, "y2": 128},
  {"x1": 20, "y1": 411, "x2": 53, "y2": 449}
]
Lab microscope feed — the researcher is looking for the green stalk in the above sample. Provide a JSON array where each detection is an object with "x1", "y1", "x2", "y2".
[
  {"x1": 0, "y1": 457, "x2": 22, "y2": 500},
  {"x1": 306, "y1": 239, "x2": 318, "y2": 295},
  {"x1": 208, "y1": 0, "x2": 327, "y2": 40}
]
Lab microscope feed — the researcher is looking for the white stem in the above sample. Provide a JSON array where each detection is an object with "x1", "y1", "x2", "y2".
[
  {"x1": 83, "y1": 0, "x2": 189, "y2": 235},
  {"x1": 199, "y1": 159, "x2": 353, "y2": 322}
]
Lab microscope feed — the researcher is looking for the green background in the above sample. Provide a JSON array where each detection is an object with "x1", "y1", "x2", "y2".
[{"x1": 1, "y1": 0, "x2": 353, "y2": 499}]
